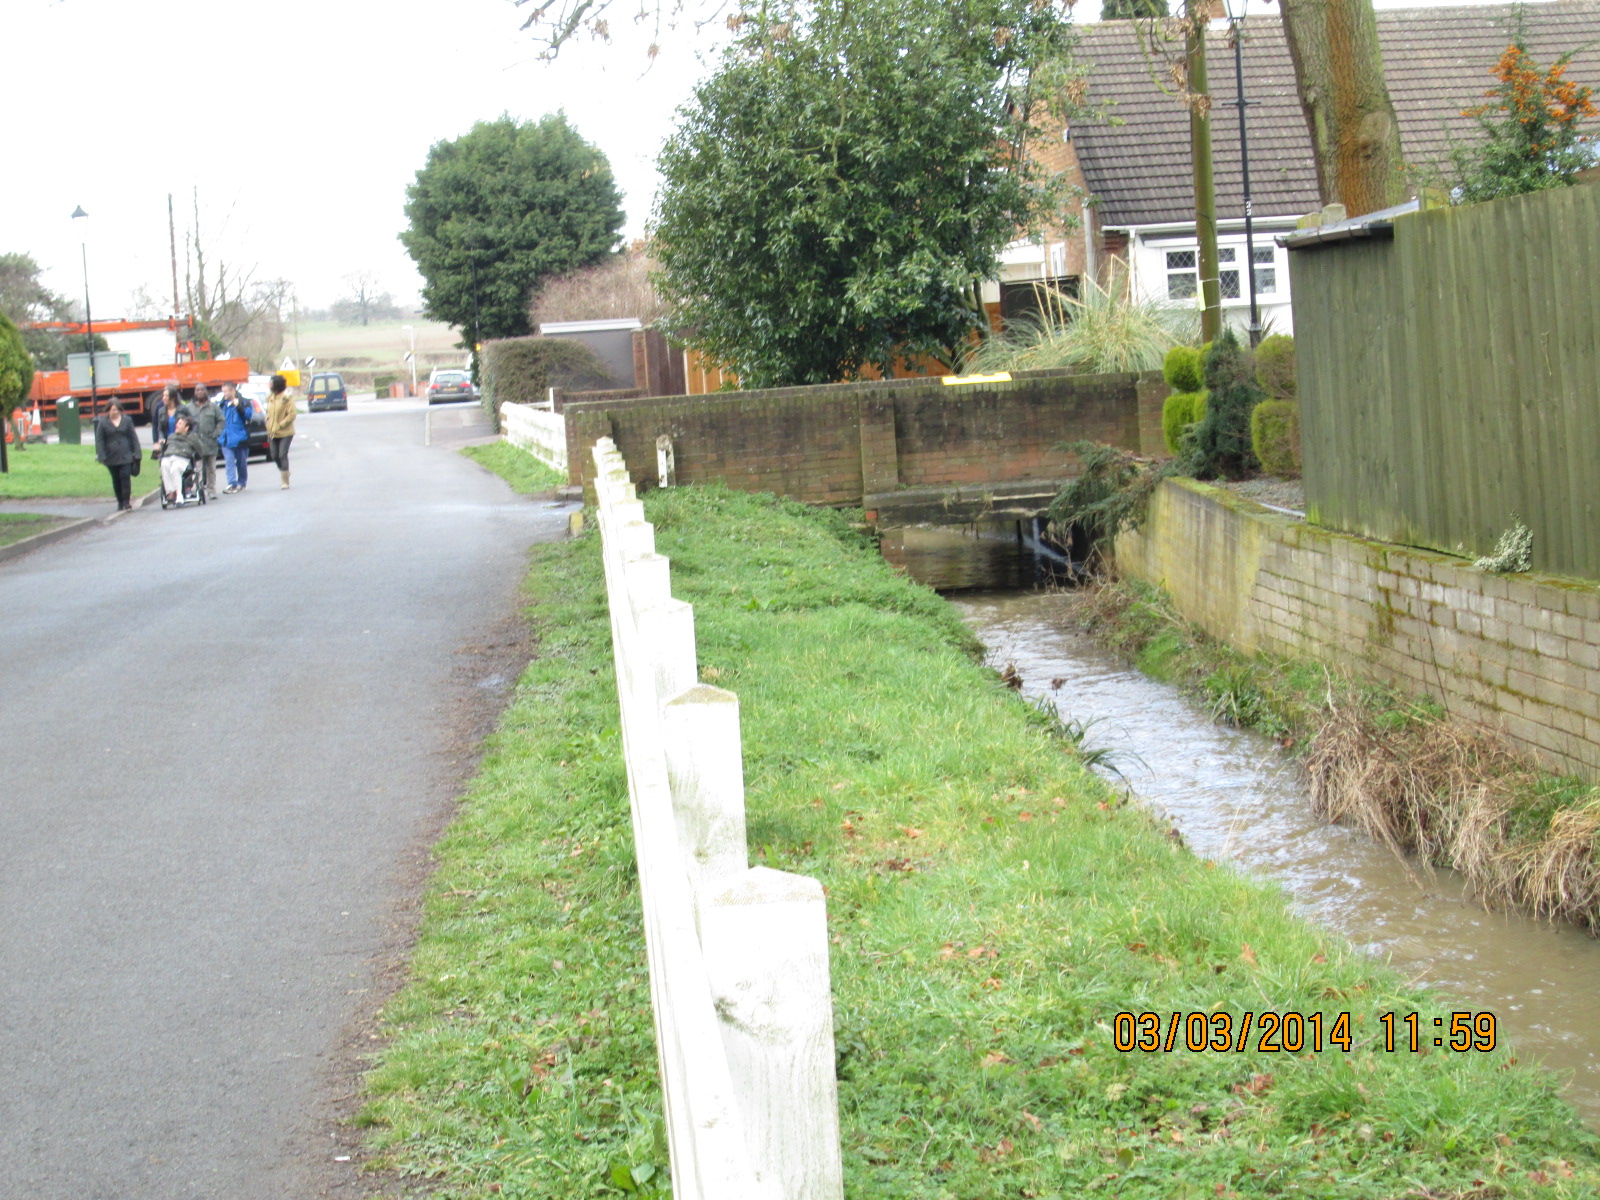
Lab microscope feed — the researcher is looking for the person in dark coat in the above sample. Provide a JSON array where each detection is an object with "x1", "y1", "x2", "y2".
[
  {"x1": 181, "y1": 385, "x2": 223, "y2": 499},
  {"x1": 149, "y1": 384, "x2": 182, "y2": 454},
  {"x1": 93, "y1": 401, "x2": 142, "y2": 512}
]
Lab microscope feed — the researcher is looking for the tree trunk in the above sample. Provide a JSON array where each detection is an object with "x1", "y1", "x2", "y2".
[
  {"x1": 1186, "y1": 0, "x2": 1222, "y2": 341},
  {"x1": 1280, "y1": 0, "x2": 1407, "y2": 217}
]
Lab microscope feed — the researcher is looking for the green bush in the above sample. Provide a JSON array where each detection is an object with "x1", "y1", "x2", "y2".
[
  {"x1": 1250, "y1": 398, "x2": 1301, "y2": 477},
  {"x1": 1161, "y1": 389, "x2": 1208, "y2": 456},
  {"x1": 479, "y1": 335, "x2": 610, "y2": 429},
  {"x1": 1190, "y1": 328, "x2": 1262, "y2": 479},
  {"x1": 1161, "y1": 344, "x2": 1203, "y2": 393},
  {"x1": 1255, "y1": 334, "x2": 1296, "y2": 400}
]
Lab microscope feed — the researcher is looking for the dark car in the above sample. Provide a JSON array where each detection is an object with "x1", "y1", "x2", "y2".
[
  {"x1": 307, "y1": 372, "x2": 348, "y2": 412},
  {"x1": 427, "y1": 368, "x2": 479, "y2": 404}
]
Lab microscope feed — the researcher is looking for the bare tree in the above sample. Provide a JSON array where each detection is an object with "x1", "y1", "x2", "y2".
[
  {"x1": 1280, "y1": 0, "x2": 1408, "y2": 216},
  {"x1": 342, "y1": 270, "x2": 383, "y2": 326}
]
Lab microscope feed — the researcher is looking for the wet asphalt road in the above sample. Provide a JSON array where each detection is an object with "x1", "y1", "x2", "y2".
[{"x1": 0, "y1": 401, "x2": 572, "y2": 1198}]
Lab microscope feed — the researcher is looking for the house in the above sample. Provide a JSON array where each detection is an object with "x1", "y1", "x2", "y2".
[{"x1": 993, "y1": 1, "x2": 1600, "y2": 335}]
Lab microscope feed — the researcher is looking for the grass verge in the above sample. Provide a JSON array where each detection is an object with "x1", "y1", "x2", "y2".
[
  {"x1": 461, "y1": 441, "x2": 568, "y2": 495},
  {"x1": 1068, "y1": 576, "x2": 1600, "y2": 932},
  {"x1": 0, "y1": 512, "x2": 72, "y2": 547},
  {"x1": 359, "y1": 487, "x2": 1600, "y2": 1199},
  {"x1": 0, "y1": 444, "x2": 116, "y2": 499}
]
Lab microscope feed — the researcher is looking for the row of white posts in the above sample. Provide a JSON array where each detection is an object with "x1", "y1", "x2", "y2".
[
  {"x1": 500, "y1": 401, "x2": 569, "y2": 472},
  {"x1": 591, "y1": 438, "x2": 845, "y2": 1200}
]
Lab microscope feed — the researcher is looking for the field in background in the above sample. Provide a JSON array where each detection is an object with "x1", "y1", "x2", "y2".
[{"x1": 286, "y1": 318, "x2": 468, "y2": 390}]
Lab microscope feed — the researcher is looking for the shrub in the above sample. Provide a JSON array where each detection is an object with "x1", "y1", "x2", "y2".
[
  {"x1": 479, "y1": 335, "x2": 610, "y2": 430},
  {"x1": 1250, "y1": 398, "x2": 1301, "y2": 477},
  {"x1": 1190, "y1": 328, "x2": 1262, "y2": 479},
  {"x1": 1255, "y1": 334, "x2": 1296, "y2": 400},
  {"x1": 1161, "y1": 389, "x2": 1208, "y2": 456},
  {"x1": 1162, "y1": 345, "x2": 1203, "y2": 393}
]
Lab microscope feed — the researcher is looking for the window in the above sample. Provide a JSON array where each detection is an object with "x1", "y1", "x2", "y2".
[
  {"x1": 1252, "y1": 246, "x2": 1276, "y2": 295},
  {"x1": 1218, "y1": 247, "x2": 1236, "y2": 263},
  {"x1": 1165, "y1": 250, "x2": 1197, "y2": 299},
  {"x1": 1220, "y1": 271, "x2": 1241, "y2": 299},
  {"x1": 999, "y1": 276, "x2": 1080, "y2": 322}
]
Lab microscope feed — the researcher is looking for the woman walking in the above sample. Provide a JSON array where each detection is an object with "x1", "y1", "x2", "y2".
[
  {"x1": 149, "y1": 384, "x2": 182, "y2": 454},
  {"x1": 265, "y1": 374, "x2": 296, "y2": 489},
  {"x1": 93, "y1": 401, "x2": 142, "y2": 512}
]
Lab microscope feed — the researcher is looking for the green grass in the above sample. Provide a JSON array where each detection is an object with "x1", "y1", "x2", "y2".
[
  {"x1": 358, "y1": 488, "x2": 1600, "y2": 1199},
  {"x1": 0, "y1": 444, "x2": 118, "y2": 499},
  {"x1": 0, "y1": 512, "x2": 72, "y2": 547},
  {"x1": 461, "y1": 441, "x2": 568, "y2": 495}
]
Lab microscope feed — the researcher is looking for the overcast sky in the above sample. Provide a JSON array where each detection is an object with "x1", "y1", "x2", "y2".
[{"x1": 7, "y1": 0, "x2": 1536, "y2": 322}]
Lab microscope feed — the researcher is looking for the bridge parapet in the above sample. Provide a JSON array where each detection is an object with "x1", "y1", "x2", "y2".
[{"x1": 564, "y1": 368, "x2": 1166, "y2": 521}]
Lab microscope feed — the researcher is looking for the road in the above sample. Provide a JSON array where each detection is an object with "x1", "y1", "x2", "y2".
[{"x1": 0, "y1": 399, "x2": 574, "y2": 1198}]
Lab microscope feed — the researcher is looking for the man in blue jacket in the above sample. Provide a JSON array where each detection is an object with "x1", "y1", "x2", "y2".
[{"x1": 217, "y1": 382, "x2": 255, "y2": 494}]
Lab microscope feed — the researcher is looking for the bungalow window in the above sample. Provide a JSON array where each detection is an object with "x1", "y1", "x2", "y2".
[
  {"x1": 1219, "y1": 247, "x2": 1240, "y2": 299},
  {"x1": 1253, "y1": 247, "x2": 1277, "y2": 295},
  {"x1": 1165, "y1": 250, "x2": 1197, "y2": 299}
]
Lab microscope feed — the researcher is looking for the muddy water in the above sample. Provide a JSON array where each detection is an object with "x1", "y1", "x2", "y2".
[{"x1": 951, "y1": 588, "x2": 1600, "y2": 1126}]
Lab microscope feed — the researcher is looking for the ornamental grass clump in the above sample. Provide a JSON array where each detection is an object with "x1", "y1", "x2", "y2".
[{"x1": 963, "y1": 260, "x2": 1199, "y2": 376}]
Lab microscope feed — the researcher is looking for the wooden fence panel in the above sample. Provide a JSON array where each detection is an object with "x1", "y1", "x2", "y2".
[{"x1": 1292, "y1": 183, "x2": 1600, "y2": 579}]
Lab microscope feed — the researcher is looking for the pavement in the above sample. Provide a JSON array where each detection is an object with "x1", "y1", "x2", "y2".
[{"x1": 0, "y1": 397, "x2": 577, "y2": 1198}]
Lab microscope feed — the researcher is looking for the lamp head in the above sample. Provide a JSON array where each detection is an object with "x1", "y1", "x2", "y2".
[
  {"x1": 71, "y1": 205, "x2": 88, "y2": 219},
  {"x1": 1223, "y1": 0, "x2": 1248, "y2": 20}
]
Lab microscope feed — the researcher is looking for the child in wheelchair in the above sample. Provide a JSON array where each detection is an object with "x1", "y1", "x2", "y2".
[{"x1": 159, "y1": 414, "x2": 209, "y2": 509}]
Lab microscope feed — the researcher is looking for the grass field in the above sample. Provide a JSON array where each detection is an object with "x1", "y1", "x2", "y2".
[
  {"x1": 0, "y1": 512, "x2": 72, "y2": 547},
  {"x1": 290, "y1": 318, "x2": 465, "y2": 374},
  {"x1": 357, "y1": 485, "x2": 1600, "y2": 1199},
  {"x1": 0, "y1": 445, "x2": 118, "y2": 499}
]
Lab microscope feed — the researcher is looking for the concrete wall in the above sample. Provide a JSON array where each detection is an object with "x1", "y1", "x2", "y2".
[
  {"x1": 1116, "y1": 479, "x2": 1600, "y2": 780},
  {"x1": 564, "y1": 369, "x2": 1169, "y2": 505},
  {"x1": 501, "y1": 402, "x2": 568, "y2": 471}
]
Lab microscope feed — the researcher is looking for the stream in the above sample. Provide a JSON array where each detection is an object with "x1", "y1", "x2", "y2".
[{"x1": 945, "y1": 584, "x2": 1600, "y2": 1127}]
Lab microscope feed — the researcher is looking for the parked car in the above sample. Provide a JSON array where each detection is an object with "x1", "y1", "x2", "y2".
[
  {"x1": 427, "y1": 368, "x2": 479, "y2": 404},
  {"x1": 307, "y1": 372, "x2": 348, "y2": 412}
]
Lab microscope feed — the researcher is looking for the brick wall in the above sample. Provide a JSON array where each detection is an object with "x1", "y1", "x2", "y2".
[
  {"x1": 563, "y1": 369, "x2": 1168, "y2": 505},
  {"x1": 1116, "y1": 479, "x2": 1600, "y2": 780}
]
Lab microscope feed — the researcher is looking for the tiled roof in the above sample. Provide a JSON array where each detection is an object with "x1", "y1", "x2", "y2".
[{"x1": 1070, "y1": 1, "x2": 1600, "y2": 227}]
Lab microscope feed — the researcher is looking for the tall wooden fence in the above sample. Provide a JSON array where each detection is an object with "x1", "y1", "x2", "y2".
[
  {"x1": 1290, "y1": 182, "x2": 1600, "y2": 580},
  {"x1": 592, "y1": 438, "x2": 845, "y2": 1200}
]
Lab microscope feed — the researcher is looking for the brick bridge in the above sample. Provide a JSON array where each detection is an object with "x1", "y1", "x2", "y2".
[{"x1": 562, "y1": 368, "x2": 1167, "y2": 526}]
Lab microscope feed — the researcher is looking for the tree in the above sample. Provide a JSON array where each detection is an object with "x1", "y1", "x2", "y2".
[
  {"x1": 1102, "y1": 0, "x2": 1167, "y2": 18},
  {"x1": 338, "y1": 270, "x2": 404, "y2": 326},
  {"x1": 651, "y1": 0, "x2": 1078, "y2": 389},
  {"x1": 401, "y1": 113, "x2": 624, "y2": 346},
  {"x1": 1451, "y1": 36, "x2": 1597, "y2": 203},
  {"x1": 531, "y1": 244, "x2": 671, "y2": 327},
  {"x1": 1280, "y1": 0, "x2": 1408, "y2": 217},
  {"x1": 0, "y1": 252, "x2": 86, "y2": 370},
  {"x1": 0, "y1": 310, "x2": 35, "y2": 473}
]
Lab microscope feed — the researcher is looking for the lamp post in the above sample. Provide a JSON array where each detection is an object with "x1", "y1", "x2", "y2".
[
  {"x1": 1223, "y1": 0, "x2": 1262, "y2": 346},
  {"x1": 70, "y1": 205, "x2": 99, "y2": 417}
]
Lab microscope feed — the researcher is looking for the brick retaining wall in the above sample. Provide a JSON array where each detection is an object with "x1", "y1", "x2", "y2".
[{"x1": 1116, "y1": 479, "x2": 1600, "y2": 779}]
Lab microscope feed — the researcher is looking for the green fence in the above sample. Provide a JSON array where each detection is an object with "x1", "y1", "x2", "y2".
[{"x1": 1290, "y1": 183, "x2": 1600, "y2": 580}]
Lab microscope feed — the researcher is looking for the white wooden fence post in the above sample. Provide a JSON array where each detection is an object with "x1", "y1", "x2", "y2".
[
  {"x1": 700, "y1": 868, "x2": 846, "y2": 1200},
  {"x1": 662, "y1": 684, "x2": 749, "y2": 890}
]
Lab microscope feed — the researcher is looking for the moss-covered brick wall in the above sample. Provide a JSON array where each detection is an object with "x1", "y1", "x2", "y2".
[
  {"x1": 1116, "y1": 478, "x2": 1600, "y2": 779},
  {"x1": 562, "y1": 369, "x2": 1169, "y2": 502}
]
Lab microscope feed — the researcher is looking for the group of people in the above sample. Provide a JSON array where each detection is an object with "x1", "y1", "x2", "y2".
[{"x1": 94, "y1": 375, "x2": 298, "y2": 509}]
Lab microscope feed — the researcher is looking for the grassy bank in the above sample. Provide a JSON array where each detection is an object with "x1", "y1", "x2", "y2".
[
  {"x1": 460, "y1": 441, "x2": 567, "y2": 495},
  {"x1": 0, "y1": 444, "x2": 114, "y2": 499},
  {"x1": 1069, "y1": 577, "x2": 1600, "y2": 931},
  {"x1": 359, "y1": 487, "x2": 1600, "y2": 1198},
  {"x1": 0, "y1": 512, "x2": 71, "y2": 547}
]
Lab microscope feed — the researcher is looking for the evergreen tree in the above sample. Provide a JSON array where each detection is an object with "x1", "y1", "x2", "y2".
[
  {"x1": 1190, "y1": 327, "x2": 1261, "y2": 480},
  {"x1": 401, "y1": 114, "x2": 625, "y2": 345}
]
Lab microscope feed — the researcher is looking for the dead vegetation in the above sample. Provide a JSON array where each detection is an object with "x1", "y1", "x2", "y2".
[
  {"x1": 1066, "y1": 575, "x2": 1600, "y2": 932},
  {"x1": 529, "y1": 246, "x2": 672, "y2": 328}
]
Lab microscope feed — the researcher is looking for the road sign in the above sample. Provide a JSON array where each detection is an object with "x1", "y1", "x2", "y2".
[
  {"x1": 305, "y1": 357, "x2": 318, "y2": 368},
  {"x1": 279, "y1": 356, "x2": 295, "y2": 372},
  {"x1": 403, "y1": 352, "x2": 414, "y2": 362}
]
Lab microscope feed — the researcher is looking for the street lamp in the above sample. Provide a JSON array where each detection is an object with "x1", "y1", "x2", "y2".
[
  {"x1": 1223, "y1": 0, "x2": 1262, "y2": 346},
  {"x1": 70, "y1": 205, "x2": 99, "y2": 417}
]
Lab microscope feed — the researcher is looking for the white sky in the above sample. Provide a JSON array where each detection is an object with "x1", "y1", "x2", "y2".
[{"x1": 6, "y1": 0, "x2": 1531, "y2": 321}]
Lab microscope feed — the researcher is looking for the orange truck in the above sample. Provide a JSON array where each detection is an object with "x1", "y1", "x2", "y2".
[{"x1": 23, "y1": 317, "x2": 250, "y2": 424}]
